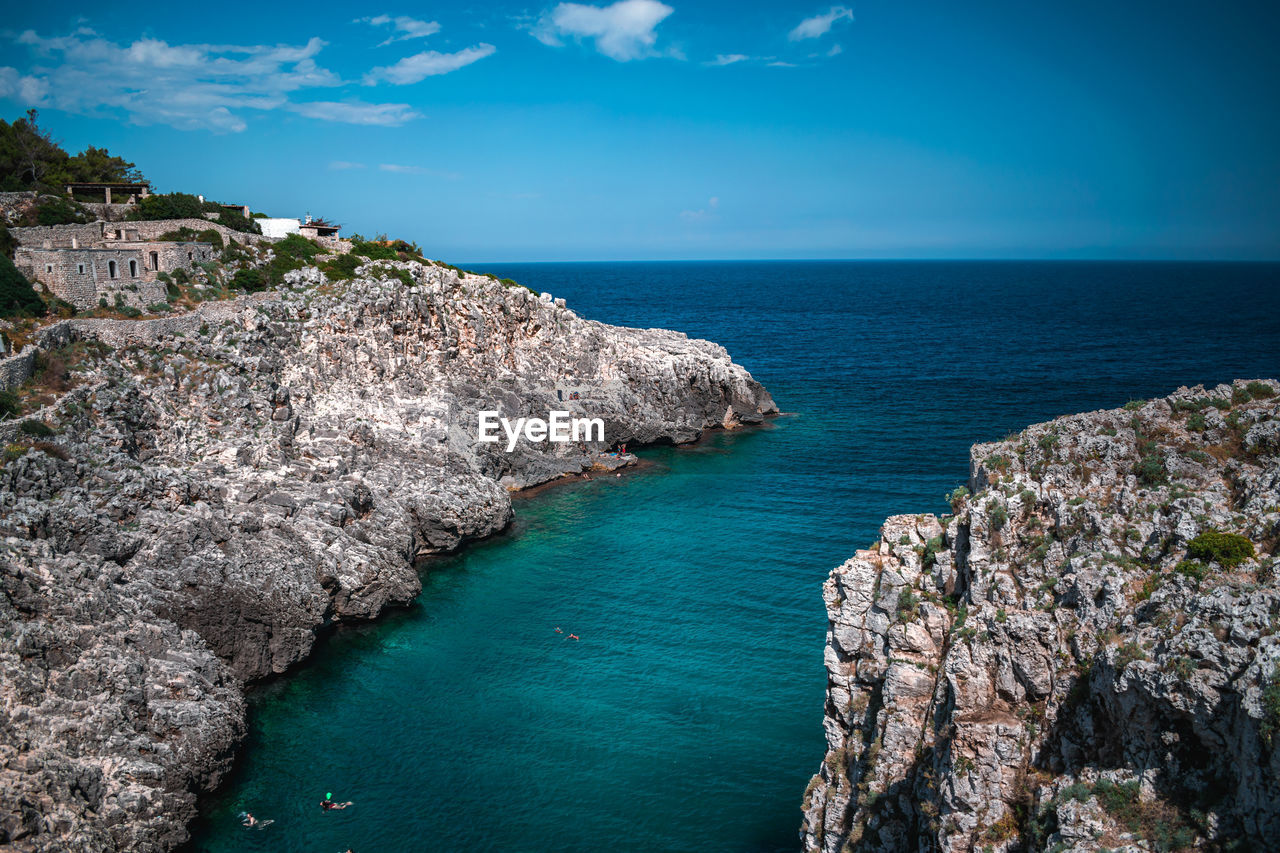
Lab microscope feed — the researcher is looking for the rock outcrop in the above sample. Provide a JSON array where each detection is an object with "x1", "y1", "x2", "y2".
[
  {"x1": 801, "y1": 382, "x2": 1280, "y2": 853},
  {"x1": 0, "y1": 260, "x2": 775, "y2": 852}
]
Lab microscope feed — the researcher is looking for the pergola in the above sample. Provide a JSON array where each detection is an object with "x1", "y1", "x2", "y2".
[{"x1": 65, "y1": 182, "x2": 151, "y2": 204}]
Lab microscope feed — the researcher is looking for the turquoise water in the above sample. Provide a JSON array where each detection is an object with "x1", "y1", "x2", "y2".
[{"x1": 191, "y1": 262, "x2": 1280, "y2": 852}]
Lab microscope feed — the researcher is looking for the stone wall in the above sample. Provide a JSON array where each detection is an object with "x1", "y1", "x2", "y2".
[
  {"x1": 121, "y1": 218, "x2": 271, "y2": 246},
  {"x1": 9, "y1": 222, "x2": 106, "y2": 249},
  {"x1": 0, "y1": 349, "x2": 35, "y2": 392}
]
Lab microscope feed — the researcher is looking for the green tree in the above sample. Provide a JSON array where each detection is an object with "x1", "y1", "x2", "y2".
[
  {"x1": 0, "y1": 109, "x2": 67, "y2": 189},
  {"x1": 65, "y1": 145, "x2": 144, "y2": 184}
]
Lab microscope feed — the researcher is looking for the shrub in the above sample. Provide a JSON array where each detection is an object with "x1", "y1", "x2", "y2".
[
  {"x1": 1133, "y1": 420, "x2": 1167, "y2": 487},
  {"x1": 274, "y1": 233, "x2": 324, "y2": 262},
  {"x1": 212, "y1": 208, "x2": 261, "y2": 234},
  {"x1": 1186, "y1": 529, "x2": 1254, "y2": 568},
  {"x1": 896, "y1": 588, "x2": 920, "y2": 621},
  {"x1": 321, "y1": 253, "x2": 362, "y2": 280},
  {"x1": 34, "y1": 196, "x2": 90, "y2": 225},
  {"x1": 1262, "y1": 666, "x2": 1280, "y2": 746},
  {"x1": 1173, "y1": 560, "x2": 1208, "y2": 583},
  {"x1": 0, "y1": 255, "x2": 46, "y2": 317},
  {"x1": 231, "y1": 268, "x2": 268, "y2": 292},
  {"x1": 988, "y1": 501, "x2": 1008, "y2": 529},
  {"x1": 166, "y1": 280, "x2": 182, "y2": 301},
  {"x1": 1186, "y1": 411, "x2": 1206, "y2": 432},
  {"x1": 197, "y1": 228, "x2": 224, "y2": 249},
  {"x1": 128, "y1": 192, "x2": 204, "y2": 221},
  {"x1": 18, "y1": 419, "x2": 53, "y2": 437},
  {"x1": 946, "y1": 485, "x2": 970, "y2": 513},
  {"x1": 146, "y1": 302, "x2": 171, "y2": 314},
  {"x1": 0, "y1": 390, "x2": 21, "y2": 418},
  {"x1": 1124, "y1": 399, "x2": 1147, "y2": 411},
  {"x1": 1246, "y1": 381, "x2": 1276, "y2": 400}
]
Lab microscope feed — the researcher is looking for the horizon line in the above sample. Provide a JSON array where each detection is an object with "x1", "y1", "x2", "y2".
[{"x1": 456, "y1": 256, "x2": 1280, "y2": 265}]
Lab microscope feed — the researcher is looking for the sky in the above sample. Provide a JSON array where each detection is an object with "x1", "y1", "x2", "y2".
[{"x1": 1, "y1": 0, "x2": 1278, "y2": 261}]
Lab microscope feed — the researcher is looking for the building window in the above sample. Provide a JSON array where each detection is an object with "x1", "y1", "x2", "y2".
[
  {"x1": 78, "y1": 264, "x2": 85, "y2": 274},
  {"x1": 150, "y1": 251, "x2": 159, "y2": 271},
  {"x1": 129, "y1": 260, "x2": 138, "y2": 278},
  {"x1": 108, "y1": 260, "x2": 117, "y2": 279},
  {"x1": 188, "y1": 251, "x2": 193, "y2": 261},
  {"x1": 46, "y1": 264, "x2": 53, "y2": 273}
]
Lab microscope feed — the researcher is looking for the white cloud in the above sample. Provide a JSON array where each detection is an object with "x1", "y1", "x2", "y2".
[
  {"x1": 1, "y1": 29, "x2": 419, "y2": 132},
  {"x1": 826, "y1": 43, "x2": 843, "y2": 57},
  {"x1": 288, "y1": 100, "x2": 422, "y2": 126},
  {"x1": 364, "y1": 44, "x2": 496, "y2": 85},
  {"x1": 378, "y1": 164, "x2": 462, "y2": 180},
  {"x1": 357, "y1": 14, "x2": 442, "y2": 46},
  {"x1": 532, "y1": 0, "x2": 674, "y2": 62},
  {"x1": 788, "y1": 6, "x2": 854, "y2": 41},
  {"x1": 706, "y1": 53, "x2": 749, "y2": 66},
  {"x1": 768, "y1": 61, "x2": 798, "y2": 68},
  {"x1": 329, "y1": 161, "x2": 367, "y2": 170},
  {"x1": 680, "y1": 196, "x2": 720, "y2": 221}
]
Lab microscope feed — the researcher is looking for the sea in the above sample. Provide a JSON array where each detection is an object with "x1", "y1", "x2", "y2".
[{"x1": 188, "y1": 261, "x2": 1280, "y2": 852}]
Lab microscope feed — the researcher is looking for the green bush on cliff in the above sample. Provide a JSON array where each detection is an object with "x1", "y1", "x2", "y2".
[
  {"x1": 1262, "y1": 666, "x2": 1280, "y2": 746},
  {"x1": 0, "y1": 254, "x2": 46, "y2": 318},
  {"x1": 1186, "y1": 529, "x2": 1253, "y2": 568},
  {"x1": 231, "y1": 268, "x2": 268, "y2": 292},
  {"x1": 0, "y1": 390, "x2": 20, "y2": 419},
  {"x1": 129, "y1": 192, "x2": 204, "y2": 221},
  {"x1": 34, "y1": 196, "x2": 90, "y2": 225},
  {"x1": 321, "y1": 253, "x2": 361, "y2": 280}
]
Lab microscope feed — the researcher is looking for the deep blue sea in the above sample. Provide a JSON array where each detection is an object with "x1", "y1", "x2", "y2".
[{"x1": 190, "y1": 262, "x2": 1280, "y2": 853}]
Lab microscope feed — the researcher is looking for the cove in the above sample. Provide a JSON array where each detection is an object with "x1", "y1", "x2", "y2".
[{"x1": 189, "y1": 260, "x2": 1280, "y2": 852}]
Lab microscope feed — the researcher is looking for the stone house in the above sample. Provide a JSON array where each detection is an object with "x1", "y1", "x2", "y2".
[{"x1": 11, "y1": 221, "x2": 213, "y2": 310}]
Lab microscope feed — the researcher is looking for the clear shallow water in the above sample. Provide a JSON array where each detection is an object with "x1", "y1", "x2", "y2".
[{"x1": 191, "y1": 262, "x2": 1280, "y2": 853}]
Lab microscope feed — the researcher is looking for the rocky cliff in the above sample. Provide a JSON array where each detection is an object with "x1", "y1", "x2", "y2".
[
  {"x1": 801, "y1": 382, "x2": 1280, "y2": 853},
  {"x1": 0, "y1": 260, "x2": 775, "y2": 852}
]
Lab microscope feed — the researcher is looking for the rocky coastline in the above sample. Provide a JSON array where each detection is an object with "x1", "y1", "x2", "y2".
[
  {"x1": 801, "y1": 382, "x2": 1280, "y2": 852},
  {"x1": 0, "y1": 260, "x2": 775, "y2": 852}
]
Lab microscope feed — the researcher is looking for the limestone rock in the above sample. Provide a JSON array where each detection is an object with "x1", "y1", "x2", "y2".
[{"x1": 801, "y1": 381, "x2": 1280, "y2": 852}]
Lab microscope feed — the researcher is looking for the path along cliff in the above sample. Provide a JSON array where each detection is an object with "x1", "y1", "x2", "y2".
[
  {"x1": 0, "y1": 259, "x2": 775, "y2": 852},
  {"x1": 801, "y1": 382, "x2": 1280, "y2": 852}
]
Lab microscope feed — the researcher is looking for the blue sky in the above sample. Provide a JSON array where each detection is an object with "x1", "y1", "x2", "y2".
[{"x1": 2, "y1": 0, "x2": 1278, "y2": 261}]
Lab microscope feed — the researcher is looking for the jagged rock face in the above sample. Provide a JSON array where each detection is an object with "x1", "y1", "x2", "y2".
[
  {"x1": 0, "y1": 261, "x2": 775, "y2": 852},
  {"x1": 801, "y1": 382, "x2": 1280, "y2": 853}
]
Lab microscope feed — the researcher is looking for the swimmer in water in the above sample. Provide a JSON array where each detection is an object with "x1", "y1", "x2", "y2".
[
  {"x1": 321, "y1": 793, "x2": 353, "y2": 811},
  {"x1": 242, "y1": 813, "x2": 257, "y2": 827},
  {"x1": 569, "y1": 634, "x2": 580, "y2": 641}
]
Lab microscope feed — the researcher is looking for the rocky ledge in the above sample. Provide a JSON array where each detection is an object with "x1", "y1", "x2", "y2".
[
  {"x1": 801, "y1": 381, "x2": 1280, "y2": 853},
  {"x1": 0, "y1": 261, "x2": 775, "y2": 852}
]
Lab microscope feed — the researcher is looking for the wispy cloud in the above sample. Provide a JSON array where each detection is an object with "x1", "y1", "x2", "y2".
[
  {"x1": 531, "y1": 0, "x2": 675, "y2": 62},
  {"x1": 680, "y1": 196, "x2": 720, "y2": 222},
  {"x1": 329, "y1": 161, "x2": 367, "y2": 170},
  {"x1": 289, "y1": 100, "x2": 421, "y2": 126},
  {"x1": 364, "y1": 44, "x2": 496, "y2": 85},
  {"x1": 705, "y1": 53, "x2": 749, "y2": 66},
  {"x1": 0, "y1": 29, "x2": 419, "y2": 132},
  {"x1": 788, "y1": 6, "x2": 854, "y2": 41},
  {"x1": 357, "y1": 14, "x2": 442, "y2": 46},
  {"x1": 768, "y1": 61, "x2": 798, "y2": 68},
  {"x1": 378, "y1": 163, "x2": 462, "y2": 180}
]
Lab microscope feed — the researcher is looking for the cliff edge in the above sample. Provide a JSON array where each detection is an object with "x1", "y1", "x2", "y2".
[
  {"x1": 0, "y1": 260, "x2": 775, "y2": 851},
  {"x1": 801, "y1": 382, "x2": 1280, "y2": 852}
]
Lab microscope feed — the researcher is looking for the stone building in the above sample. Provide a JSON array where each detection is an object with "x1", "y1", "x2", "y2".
[{"x1": 11, "y1": 221, "x2": 213, "y2": 310}]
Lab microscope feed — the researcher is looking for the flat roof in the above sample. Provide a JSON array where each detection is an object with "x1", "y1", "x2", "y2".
[{"x1": 65, "y1": 182, "x2": 150, "y2": 190}]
